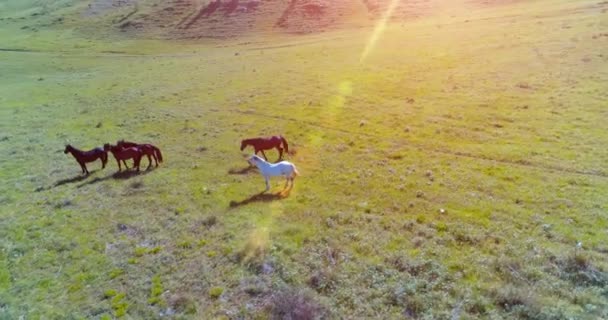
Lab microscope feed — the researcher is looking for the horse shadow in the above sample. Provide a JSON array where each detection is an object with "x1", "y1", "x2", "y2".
[
  {"x1": 229, "y1": 191, "x2": 287, "y2": 208},
  {"x1": 228, "y1": 166, "x2": 256, "y2": 175},
  {"x1": 53, "y1": 171, "x2": 101, "y2": 187},
  {"x1": 76, "y1": 169, "x2": 153, "y2": 188}
]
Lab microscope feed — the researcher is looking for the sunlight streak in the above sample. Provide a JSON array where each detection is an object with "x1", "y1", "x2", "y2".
[
  {"x1": 242, "y1": 201, "x2": 282, "y2": 264},
  {"x1": 360, "y1": 0, "x2": 400, "y2": 63}
]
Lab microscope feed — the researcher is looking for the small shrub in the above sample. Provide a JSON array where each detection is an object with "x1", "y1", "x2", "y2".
[
  {"x1": 202, "y1": 216, "x2": 217, "y2": 227},
  {"x1": 415, "y1": 215, "x2": 426, "y2": 224},
  {"x1": 222, "y1": 246, "x2": 233, "y2": 255},
  {"x1": 104, "y1": 289, "x2": 117, "y2": 299},
  {"x1": 178, "y1": 240, "x2": 192, "y2": 249},
  {"x1": 453, "y1": 230, "x2": 480, "y2": 245},
  {"x1": 242, "y1": 278, "x2": 267, "y2": 296},
  {"x1": 111, "y1": 293, "x2": 128, "y2": 317},
  {"x1": 389, "y1": 284, "x2": 426, "y2": 317},
  {"x1": 308, "y1": 268, "x2": 337, "y2": 293},
  {"x1": 134, "y1": 247, "x2": 147, "y2": 257},
  {"x1": 435, "y1": 222, "x2": 448, "y2": 232},
  {"x1": 148, "y1": 275, "x2": 164, "y2": 305},
  {"x1": 148, "y1": 246, "x2": 161, "y2": 254},
  {"x1": 270, "y1": 288, "x2": 326, "y2": 320},
  {"x1": 170, "y1": 295, "x2": 197, "y2": 314},
  {"x1": 209, "y1": 286, "x2": 224, "y2": 299},
  {"x1": 491, "y1": 284, "x2": 536, "y2": 312},
  {"x1": 109, "y1": 268, "x2": 124, "y2": 279},
  {"x1": 237, "y1": 229, "x2": 269, "y2": 269},
  {"x1": 551, "y1": 253, "x2": 608, "y2": 287},
  {"x1": 466, "y1": 293, "x2": 492, "y2": 315}
]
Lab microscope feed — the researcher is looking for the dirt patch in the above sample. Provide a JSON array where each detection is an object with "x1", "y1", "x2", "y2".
[
  {"x1": 82, "y1": 0, "x2": 434, "y2": 38},
  {"x1": 83, "y1": 0, "x2": 137, "y2": 17},
  {"x1": 361, "y1": 0, "x2": 433, "y2": 21},
  {"x1": 276, "y1": 0, "x2": 367, "y2": 34},
  {"x1": 114, "y1": 0, "x2": 272, "y2": 38},
  {"x1": 468, "y1": 0, "x2": 522, "y2": 7}
]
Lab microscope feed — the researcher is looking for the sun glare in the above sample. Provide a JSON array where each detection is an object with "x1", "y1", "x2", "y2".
[{"x1": 360, "y1": 0, "x2": 401, "y2": 63}]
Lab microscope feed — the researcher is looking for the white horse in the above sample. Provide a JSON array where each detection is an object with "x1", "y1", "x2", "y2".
[{"x1": 248, "y1": 155, "x2": 299, "y2": 192}]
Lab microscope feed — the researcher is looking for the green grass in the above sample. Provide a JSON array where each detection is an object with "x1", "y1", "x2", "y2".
[{"x1": 1, "y1": 0, "x2": 607, "y2": 318}]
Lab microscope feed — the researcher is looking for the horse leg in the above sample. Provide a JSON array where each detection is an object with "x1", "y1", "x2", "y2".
[
  {"x1": 81, "y1": 162, "x2": 89, "y2": 175},
  {"x1": 261, "y1": 150, "x2": 268, "y2": 161},
  {"x1": 116, "y1": 159, "x2": 122, "y2": 172},
  {"x1": 277, "y1": 147, "x2": 283, "y2": 161},
  {"x1": 283, "y1": 175, "x2": 290, "y2": 190},
  {"x1": 122, "y1": 160, "x2": 129, "y2": 170},
  {"x1": 147, "y1": 154, "x2": 152, "y2": 169},
  {"x1": 264, "y1": 176, "x2": 270, "y2": 192}
]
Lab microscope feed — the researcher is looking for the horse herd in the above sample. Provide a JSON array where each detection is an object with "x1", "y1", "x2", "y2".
[
  {"x1": 64, "y1": 140, "x2": 163, "y2": 175},
  {"x1": 64, "y1": 135, "x2": 299, "y2": 193}
]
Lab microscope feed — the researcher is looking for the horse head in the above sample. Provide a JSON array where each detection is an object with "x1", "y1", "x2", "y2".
[
  {"x1": 64, "y1": 144, "x2": 71, "y2": 154},
  {"x1": 247, "y1": 155, "x2": 257, "y2": 166},
  {"x1": 248, "y1": 155, "x2": 264, "y2": 166},
  {"x1": 240, "y1": 140, "x2": 247, "y2": 151},
  {"x1": 103, "y1": 143, "x2": 112, "y2": 151}
]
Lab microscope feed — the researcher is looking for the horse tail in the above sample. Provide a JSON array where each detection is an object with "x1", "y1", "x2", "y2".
[
  {"x1": 292, "y1": 164, "x2": 299, "y2": 177},
  {"x1": 280, "y1": 136, "x2": 289, "y2": 154},
  {"x1": 154, "y1": 147, "x2": 163, "y2": 163}
]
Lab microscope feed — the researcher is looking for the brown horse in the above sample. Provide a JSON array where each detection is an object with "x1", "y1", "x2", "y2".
[
  {"x1": 104, "y1": 143, "x2": 142, "y2": 172},
  {"x1": 240, "y1": 135, "x2": 289, "y2": 162},
  {"x1": 64, "y1": 144, "x2": 108, "y2": 175},
  {"x1": 116, "y1": 140, "x2": 163, "y2": 169}
]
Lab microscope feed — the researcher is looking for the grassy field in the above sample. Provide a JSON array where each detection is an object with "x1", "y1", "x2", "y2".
[{"x1": 1, "y1": 0, "x2": 607, "y2": 319}]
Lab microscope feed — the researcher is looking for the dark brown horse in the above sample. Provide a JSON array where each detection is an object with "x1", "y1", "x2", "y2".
[
  {"x1": 116, "y1": 140, "x2": 163, "y2": 169},
  {"x1": 104, "y1": 143, "x2": 142, "y2": 172},
  {"x1": 240, "y1": 135, "x2": 289, "y2": 162},
  {"x1": 64, "y1": 144, "x2": 108, "y2": 175}
]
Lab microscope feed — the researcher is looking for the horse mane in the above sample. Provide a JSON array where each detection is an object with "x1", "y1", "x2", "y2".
[{"x1": 66, "y1": 144, "x2": 80, "y2": 152}]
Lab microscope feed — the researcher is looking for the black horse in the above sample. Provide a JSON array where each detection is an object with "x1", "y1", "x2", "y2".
[{"x1": 64, "y1": 144, "x2": 107, "y2": 175}]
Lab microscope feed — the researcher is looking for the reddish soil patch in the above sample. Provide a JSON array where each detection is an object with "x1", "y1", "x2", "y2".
[
  {"x1": 87, "y1": 0, "x2": 435, "y2": 38},
  {"x1": 361, "y1": 0, "x2": 432, "y2": 21},
  {"x1": 116, "y1": 0, "x2": 281, "y2": 38},
  {"x1": 275, "y1": 0, "x2": 367, "y2": 34}
]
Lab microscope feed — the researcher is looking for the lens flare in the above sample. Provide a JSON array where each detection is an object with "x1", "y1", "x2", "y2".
[{"x1": 360, "y1": 0, "x2": 400, "y2": 63}]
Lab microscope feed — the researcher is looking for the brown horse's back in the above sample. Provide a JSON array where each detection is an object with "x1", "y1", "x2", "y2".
[
  {"x1": 79, "y1": 147, "x2": 106, "y2": 162},
  {"x1": 114, "y1": 147, "x2": 140, "y2": 160}
]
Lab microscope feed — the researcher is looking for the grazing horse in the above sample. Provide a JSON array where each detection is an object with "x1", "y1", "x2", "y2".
[
  {"x1": 64, "y1": 144, "x2": 108, "y2": 175},
  {"x1": 240, "y1": 135, "x2": 289, "y2": 162},
  {"x1": 248, "y1": 154, "x2": 299, "y2": 192},
  {"x1": 104, "y1": 143, "x2": 142, "y2": 172},
  {"x1": 116, "y1": 140, "x2": 163, "y2": 169}
]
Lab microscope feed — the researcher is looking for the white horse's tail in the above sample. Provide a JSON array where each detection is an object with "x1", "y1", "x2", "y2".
[{"x1": 292, "y1": 164, "x2": 300, "y2": 177}]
